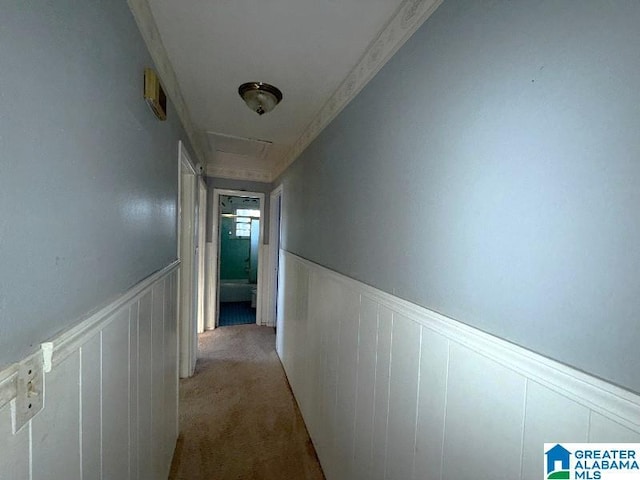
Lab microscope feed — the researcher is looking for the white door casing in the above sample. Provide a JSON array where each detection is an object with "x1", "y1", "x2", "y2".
[
  {"x1": 178, "y1": 141, "x2": 198, "y2": 378},
  {"x1": 266, "y1": 184, "x2": 283, "y2": 328},
  {"x1": 196, "y1": 178, "x2": 207, "y2": 334}
]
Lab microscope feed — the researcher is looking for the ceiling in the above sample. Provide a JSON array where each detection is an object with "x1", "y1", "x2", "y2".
[{"x1": 143, "y1": 0, "x2": 439, "y2": 181}]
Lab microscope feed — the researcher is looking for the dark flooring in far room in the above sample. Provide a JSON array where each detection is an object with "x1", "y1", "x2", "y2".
[{"x1": 218, "y1": 301, "x2": 256, "y2": 327}]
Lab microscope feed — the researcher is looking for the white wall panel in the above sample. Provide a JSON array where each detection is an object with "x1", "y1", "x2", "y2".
[
  {"x1": 102, "y1": 309, "x2": 131, "y2": 480},
  {"x1": 588, "y1": 412, "x2": 640, "y2": 442},
  {"x1": 0, "y1": 263, "x2": 178, "y2": 480},
  {"x1": 164, "y1": 274, "x2": 179, "y2": 466},
  {"x1": 276, "y1": 251, "x2": 640, "y2": 480},
  {"x1": 334, "y1": 289, "x2": 360, "y2": 480},
  {"x1": 129, "y1": 302, "x2": 140, "y2": 480},
  {"x1": 386, "y1": 313, "x2": 421, "y2": 480},
  {"x1": 318, "y1": 277, "x2": 341, "y2": 480},
  {"x1": 304, "y1": 270, "x2": 324, "y2": 442},
  {"x1": 442, "y1": 344, "x2": 526, "y2": 480},
  {"x1": 137, "y1": 291, "x2": 153, "y2": 480},
  {"x1": 291, "y1": 262, "x2": 310, "y2": 411},
  {"x1": 413, "y1": 327, "x2": 448, "y2": 480},
  {"x1": 521, "y1": 381, "x2": 590, "y2": 480},
  {"x1": 81, "y1": 334, "x2": 102, "y2": 480},
  {"x1": 32, "y1": 351, "x2": 81, "y2": 480},
  {"x1": 151, "y1": 282, "x2": 166, "y2": 479},
  {"x1": 0, "y1": 402, "x2": 29, "y2": 479},
  {"x1": 352, "y1": 295, "x2": 378, "y2": 480},
  {"x1": 370, "y1": 305, "x2": 392, "y2": 480}
]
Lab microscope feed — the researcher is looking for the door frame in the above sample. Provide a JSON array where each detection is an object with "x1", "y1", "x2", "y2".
[
  {"x1": 177, "y1": 141, "x2": 198, "y2": 378},
  {"x1": 266, "y1": 184, "x2": 283, "y2": 328},
  {"x1": 196, "y1": 177, "x2": 207, "y2": 334},
  {"x1": 210, "y1": 188, "x2": 266, "y2": 327}
]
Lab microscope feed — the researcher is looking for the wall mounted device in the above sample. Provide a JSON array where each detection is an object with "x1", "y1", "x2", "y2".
[{"x1": 144, "y1": 68, "x2": 167, "y2": 120}]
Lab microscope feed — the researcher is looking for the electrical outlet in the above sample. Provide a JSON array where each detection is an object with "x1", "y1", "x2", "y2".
[{"x1": 12, "y1": 353, "x2": 44, "y2": 433}]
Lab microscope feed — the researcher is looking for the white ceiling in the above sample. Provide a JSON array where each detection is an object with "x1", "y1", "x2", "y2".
[
  {"x1": 148, "y1": 0, "x2": 405, "y2": 143},
  {"x1": 146, "y1": 0, "x2": 406, "y2": 178}
]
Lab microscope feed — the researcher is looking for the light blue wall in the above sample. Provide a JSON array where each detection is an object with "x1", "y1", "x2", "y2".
[
  {"x1": 279, "y1": 0, "x2": 640, "y2": 393},
  {"x1": 0, "y1": 1, "x2": 193, "y2": 367}
]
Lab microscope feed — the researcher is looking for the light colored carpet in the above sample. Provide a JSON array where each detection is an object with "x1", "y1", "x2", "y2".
[{"x1": 169, "y1": 325, "x2": 325, "y2": 480}]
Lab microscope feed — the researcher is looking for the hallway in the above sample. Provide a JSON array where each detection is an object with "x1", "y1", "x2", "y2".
[{"x1": 169, "y1": 325, "x2": 325, "y2": 480}]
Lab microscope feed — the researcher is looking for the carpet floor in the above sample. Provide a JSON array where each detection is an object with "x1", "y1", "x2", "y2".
[{"x1": 168, "y1": 325, "x2": 325, "y2": 480}]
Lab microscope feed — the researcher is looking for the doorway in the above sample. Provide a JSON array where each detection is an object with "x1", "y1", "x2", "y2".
[{"x1": 211, "y1": 189, "x2": 265, "y2": 327}]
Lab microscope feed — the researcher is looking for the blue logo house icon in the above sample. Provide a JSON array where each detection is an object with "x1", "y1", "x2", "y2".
[{"x1": 545, "y1": 444, "x2": 572, "y2": 479}]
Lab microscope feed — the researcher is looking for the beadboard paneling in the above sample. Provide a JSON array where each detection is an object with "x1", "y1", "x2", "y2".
[
  {"x1": 32, "y1": 351, "x2": 82, "y2": 480},
  {"x1": 277, "y1": 251, "x2": 640, "y2": 480},
  {"x1": 386, "y1": 314, "x2": 421, "y2": 480},
  {"x1": 81, "y1": 334, "x2": 102, "y2": 480},
  {"x1": 370, "y1": 305, "x2": 392, "y2": 480},
  {"x1": 102, "y1": 310, "x2": 131, "y2": 480},
  {"x1": 0, "y1": 263, "x2": 179, "y2": 480},
  {"x1": 0, "y1": 402, "x2": 29, "y2": 479},
  {"x1": 352, "y1": 296, "x2": 377, "y2": 480},
  {"x1": 413, "y1": 327, "x2": 448, "y2": 480}
]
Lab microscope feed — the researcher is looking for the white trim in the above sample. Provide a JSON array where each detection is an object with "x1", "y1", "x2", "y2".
[
  {"x1": 211, "y1": 189, "x2": 266, "y2": 327},
  {"x1": 179, "y1": 141, "x2": 197, "y2": 175},
  {"x1": 271, "y1": 0, "x2": 443, "y2": 180},
  {"x1": 127, "y1": 0, "x2": 207, "y2": 165},
  {"x1": 282, "y1": 250, "x2": 640, "y2": 432},
  {"x1": 265, "y1": 184, "x2": 284, "y2": 327},
  {"x1": 0, "y1": 261, "x2": 179, "y2": 412},
  {"x1": 196, "y1": 178, "x2": 207, "y2": 334},
  {"x1": 178, "y1": 144, "x2": 198, "y2": 378}
]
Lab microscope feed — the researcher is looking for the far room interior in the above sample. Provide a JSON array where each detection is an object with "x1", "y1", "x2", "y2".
[{"x1": 217, "y1": 194, "x2": 261, "y2": 327}]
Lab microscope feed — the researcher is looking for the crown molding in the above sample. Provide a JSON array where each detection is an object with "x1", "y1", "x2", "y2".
[
  {"x1": 127, "y1": 0, "x2": 207, "y2": 164},
  {"x1": 206, "y1": 164, "x2": 272, "y2": 184},
  {"x1": 271, "y1": 0, "x2": 443, "y2": 181}
]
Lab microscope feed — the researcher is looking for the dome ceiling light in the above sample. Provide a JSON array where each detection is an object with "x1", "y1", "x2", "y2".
[{"x1": 238, "y1": 82, "x2": 283, "y2": 116}]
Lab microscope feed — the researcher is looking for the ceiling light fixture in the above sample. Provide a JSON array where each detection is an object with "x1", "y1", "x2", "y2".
[{"x1": 238, "y1": 82, "x2": 283, "y2": 116}]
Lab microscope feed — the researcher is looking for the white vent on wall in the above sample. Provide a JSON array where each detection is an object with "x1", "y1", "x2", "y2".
[{"x1": 207, "y1": 132, "x2": 272, "y2": 161}]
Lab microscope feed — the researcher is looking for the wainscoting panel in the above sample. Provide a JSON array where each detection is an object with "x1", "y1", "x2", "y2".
[
  {"x1": 442, "y1": 343, "x2": 526, "y2": 480},
  {"x1": 588, "y1": 412, "x2": 640, "y2": 443},
  {"x1": 277, "y1": 251, "x2": 640, "y2": 480},
  {"x1": 32, "y1": 351, "x2": 82, "y2": 480},
  {"x1": 413, "y1": 326, "x2": 447, "y2": 480},
  {"x1": 370, "y1": 305, "x2": 392, "y2": 480},
  {"x1": 81, "y1": 333, "x2": 102, "y2": 479},
  {"x1": 521, "y1": 381, "x2": 590, "y2": 480},
  {"x1": 0, "y1": 401, "x2": 28, "y2": 478},
  {"x1": 0, "y1": 262, "x2": 179, "y2": 480},
  {"x1": 386, "y1": 313, "x2": 421, "y2": 480},
  {"x1": 352, "y1": 295, "x2": 377, "y2": 480},
  {"x1": 102, "y1": 309, "x2": 131, "y2": 480}
]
